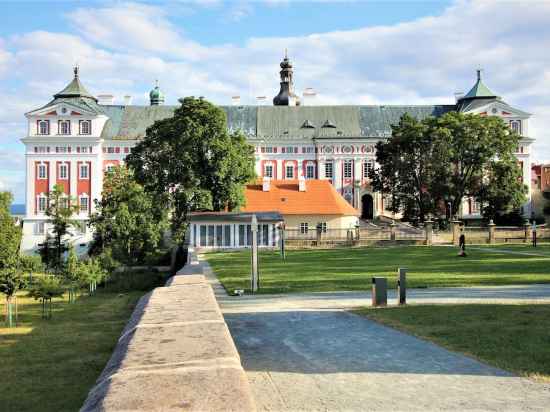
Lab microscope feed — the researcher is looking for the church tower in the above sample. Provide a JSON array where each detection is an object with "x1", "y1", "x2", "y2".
[{"x1": 273, "y1": 51, "x2": 300, "y2": 106}]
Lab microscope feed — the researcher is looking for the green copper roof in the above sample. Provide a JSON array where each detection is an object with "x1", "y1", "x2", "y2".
[
  {"x1": 98, "y1": 104, "x2": 455, "y2": 141},
  {"x1": 462, "y1": 70, "x2": 498, "y2": 100},
  {"x1": 54, "y1": 67, "x2": 97, "y2": 102}
]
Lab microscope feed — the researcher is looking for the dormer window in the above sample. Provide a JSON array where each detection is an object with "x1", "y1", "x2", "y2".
[
  {"x1": 322, "y1": 120, "x2": 337, "y2": 128},
  {"x1": 79, "y1": 120, "x2": 91, "y2": 135},
  {"x1": 301, "y1": 120, "x2": 315, "y2": 129},
  {"x1": 38, "y1": 120, "x2": 50, "y2": 135},
  {"x1": 59, "y1": 120, "x2": 71, "y2": 135}
]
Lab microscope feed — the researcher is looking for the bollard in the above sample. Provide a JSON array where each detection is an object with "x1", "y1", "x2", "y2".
[
  {"x1": 372, "y1": 277, "x2": 388, "y2": 307},
  {"x1": 397, "y1": 268, "x2": 407, "y2": 305}
]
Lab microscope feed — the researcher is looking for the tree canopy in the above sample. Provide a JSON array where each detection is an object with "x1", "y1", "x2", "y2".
[
  {"x1": 370, "y1": 111, "x2": 526, "y2": 222},
  {"x1": 0, "y1": 192, "x2": 22, "y2": 270},
  {"x1": 126, "y1": 96, "x2": 256, "y2": 242},
  {"x1": 88, "y1": 166, "x2": 169, "y2": 265}
]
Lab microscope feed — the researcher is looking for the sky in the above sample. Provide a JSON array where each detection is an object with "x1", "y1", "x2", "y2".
[{"x1": 1, "y1": 0, "x2": 550, "y2": 203}]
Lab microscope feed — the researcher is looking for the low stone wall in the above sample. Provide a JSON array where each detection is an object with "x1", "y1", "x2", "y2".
[{"x1": 80, "y1": 259, "x2": 256, "y2": 411}]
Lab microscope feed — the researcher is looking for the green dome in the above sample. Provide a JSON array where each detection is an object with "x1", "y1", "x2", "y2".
[{"x1": 149, "y1": 82, "x2": 165, "y2": 105}]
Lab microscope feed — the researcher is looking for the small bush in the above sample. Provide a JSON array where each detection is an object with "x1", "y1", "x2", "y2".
[{"x1": 104, "y1": 269, "x2": 168, "y2": 292}]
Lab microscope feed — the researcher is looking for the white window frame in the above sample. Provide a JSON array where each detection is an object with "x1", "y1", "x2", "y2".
[
  {"x1": 58, "y1": 163, "x2": 68, "y2": 180},
  {"x1": 344, "y1": 160, "x2": 353, "y2": 178},
  {"x1": 38, "y1": 120, "x2": 49, "y2": 135},
  {"x1": 59, "y1": 120, "x2": 70, "y2": 135},
  {"x1": 34, "y1": 221, "x2": 45, "y2": 235},
  {"x1": 79, "y1": 195, "x2": 89, "y2": 213},
  {"x1": 264, "y1": 164, "x2": 273, "y2": 178},
  {"x1": 37, "y1": 195, "x2": 47, "y2": 213},
  {"x1": 79, "y1": 120, "x2": 91, "y2": 135},
  {"x1": 300, "y1": 222, "x2": 308, "y2": 234},
  {"x1": 285, "y1": 164, "x2": 294, "y2": 179},
  {"x1": 363, "y1": 160, "x2": 374, "y2": 179},
  {"x1": 37, "y1": 164, "x2": 47, "y2": 180},
  {"x1": 325, "y1": 162, "x2": 333, "y2": 179},
  {"x1": 79, "y1": 164, "x2": 90, "y2": 180},
  {"x1": 510, "y1": 120, "x2": 522, "y2": 135},
  {"x1": 317, "y1": 222, "x2": 327, "y2": 233},
  {"x1": 306, "y1": 163, "x2": 315, "y2": 179}
]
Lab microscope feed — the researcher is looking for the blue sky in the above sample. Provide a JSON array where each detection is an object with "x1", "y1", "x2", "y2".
[{"x1": 1, "y1": 0, "x2": 550, "y2": 203}]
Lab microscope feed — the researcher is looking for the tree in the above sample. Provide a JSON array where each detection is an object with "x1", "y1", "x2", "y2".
[
  {"x1": 63, "y1": 247, "x2": 80, "y2": 303},
  {"x1": 88, "y1": 166, "x2": 169, "y2": 265},
  {"x1": 28, "y1": 276, "x2": 64, "y2": 319},
  {"x1": 477, "y1": 159, "x2": 527, "y2": 221},
  {"x1": 0, "y1": 192, "x2": 22, "y2": 270},
  {"x1": 0, "y1": 258, "x2": 26, "y2": 327},
  {"x1": 126, "y1": 97, "x2": 256, "y2": 243},
  {"x1": 40, "y1": 184, "x2": 78, "y2": 273},
  {"x1": 19, "y1": 254, "x2": 43, "y2": 285},
  {"x1": 371, "y1": 112, "x2": 526, "y2": 222},
  {"x1": 370, "y1": 114, "x2": 450, "y2": 221},
  {"x1": 78, "y1": 258, "x2": 107, "y2": 296}
]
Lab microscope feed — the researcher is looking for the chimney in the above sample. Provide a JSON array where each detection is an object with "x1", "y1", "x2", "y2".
[
  {"x1": 123, "y1": 95, "x2": 133, "y2": 105},
  {"x1": 262, "y1": 176, "x2": 270, "y2": 192},
  {"x1": 298, "y1": 175, "x2": 306, "y2": 192},
  {"x1": 303, "y1": 88, "x2": 317, "y2": 106},
  {"x1": 97, "y1": 94, "x2": 115, "y2": 105},
  {"x1": 454, "y1": 92, "x2": 464, "y2": 103},
  {"x1": 231, "y1": 95, "x2": 241, "y2": 106}
]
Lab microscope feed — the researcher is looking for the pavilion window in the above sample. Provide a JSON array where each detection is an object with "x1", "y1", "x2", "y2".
[
  {"x1": 306, "y1": 163, "x2": 315, "y2": 179},
  {"x1": 38, "y1": 120, "x2": 50, "y2": 135},
  {"x1": 286, "y1": 164, "x2": 294, "y2": 179},
  {"x1": 59, "y1": 120, "x2": 71, "y2": 135}
]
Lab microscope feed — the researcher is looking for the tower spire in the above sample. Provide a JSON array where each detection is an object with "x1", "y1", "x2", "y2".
[{"x1": 273, "y1": 51, "x2": 300, "y2": 106}]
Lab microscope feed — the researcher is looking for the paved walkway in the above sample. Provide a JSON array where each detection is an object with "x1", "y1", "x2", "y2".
[{"x1": 197, "y1": 263, "x2": 550, "y2": 411}]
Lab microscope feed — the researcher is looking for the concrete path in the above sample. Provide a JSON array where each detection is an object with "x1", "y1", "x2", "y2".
[
  {"x1": 218, "y1": 284, "x2": 550, "y2": 313},
  {"x1": 197, "y1": 260, "x2": 550, "y2": 410}
]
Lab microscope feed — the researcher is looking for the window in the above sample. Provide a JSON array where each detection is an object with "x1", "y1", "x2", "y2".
[
  {"x1": 303, "y1": 146, "x2": 315, "y2": 154},
  {"x1": 34, "y1": 222, "x2": 45, "y2": 235},
  {"x1": 37, "y1": 164, "x2": 47, "y2": 179},
  {"x1": 510, "y1": 120, "x2": 522, "y2": 135},
  {"x1": 35, "y1": 146, "x2": 48, "y2": 153},
  {"x1": 37, "y1": 196, "x2": 47, "y2": 213},
  {"x1": 325, "y1": 162, "x2": 333, "y2": 179},
  {"x1": 300, "y1": 222, "x2": 308, "y2": 234},
  {"x1": 59, "y1": 197, "x2": 69, "y2": 210},
  {"x1": 79, "y1": 196, "x2": 89, "y2": 212},
  {"x1": 344, "y1": 160, "x2": 353, "y2": 178},
  {"x1": 363, "y1": 160, "x2": 374, "y2": 179},
  {"x1": 59, "y1": 120, "x2": 70, "y2": 135},
  {"x1": 317, "y1": 222, "x2": 327, "y2": 233},
  {"x1": 79, "y1": 164, "x2": 89, "y2": 179},
  {"x1": 56, "y1": 146, "x2": 68, "y2": 153},
  {"x1": 58, "y1": 163, "x2": 68, "y2": 180},
  {"x1": 107, "y1": 147, "x2": 115, "y2": 154},
  {"x1": 79, "y1": 120, "x2": 91, "y2": 135},
  {"x1": 264, "y1": 164, "x2": 273, "y2": 178},
  {"x1": 472, "y1": 200, "x2": 481, "y2": 214},
  {"x1": 38, "y1": 120, "x2": 49, "y2": 135},
  {"x1": 286, "y1": 164, "x2": 294, "y2": 179},
  {"x1": 306, "y1": 163, "x2": 315, "y2": 179},
  {"x1": 283, "y1": 146, "x2": 298, "y2": 154},
  {"x1": 263, "y1": 146, "x2": 274, "y2": 154},
  {"x1": 106, "y1": 164, "x2": 115, "y2": 173}
]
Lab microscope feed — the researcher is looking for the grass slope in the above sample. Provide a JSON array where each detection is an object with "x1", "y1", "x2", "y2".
[
  {"x1": 357, "y1": 304, "x2": 550, "y2": 381},
  {"x1": 205, "y1": 246, "x2": 550, "y2": 294},
  {"x1": 0, "y1": 291, "x2": 142, "y2": 412}
]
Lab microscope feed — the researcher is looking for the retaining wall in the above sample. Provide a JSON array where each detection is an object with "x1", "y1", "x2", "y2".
[{"x1": 80, "y1": 257, "x2": 255, "y2": 411}]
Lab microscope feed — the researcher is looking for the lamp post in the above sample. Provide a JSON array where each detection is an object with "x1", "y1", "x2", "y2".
[{"x1": 250, "y1": 214, "x2": 259, "y2": 293}]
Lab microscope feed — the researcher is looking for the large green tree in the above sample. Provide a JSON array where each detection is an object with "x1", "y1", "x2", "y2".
[
  {"x1": 88, "y1": 166, "x2": 169, "y2": 265},
  {"x1": 126, "y1": 97, "x2": 256, "y2": 242},
  {"x1": 371, "y1": 111, "x2": 526, "y2": 222}
]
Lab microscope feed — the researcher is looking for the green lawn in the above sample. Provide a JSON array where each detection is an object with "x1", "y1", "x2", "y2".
[
  {"x1": 0, "y1": 290, "x2": 143, "y2": 412},
  {"x1": 205, "y1": 246, "x2": 550, "y2": 294},
  {"x1": 356, "y1": 304, "x2": 550, "y2": 381}
]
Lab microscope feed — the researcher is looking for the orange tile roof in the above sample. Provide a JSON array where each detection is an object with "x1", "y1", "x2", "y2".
[{"x1": 241, "y1": 180, "x2": 359, "y2": 216}]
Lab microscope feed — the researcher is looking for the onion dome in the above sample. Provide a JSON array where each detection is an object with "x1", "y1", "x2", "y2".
[
  {"x1": 149, "y1": 80, "x2": 165, "y2": 106},
  {"x1": 273, "y1": 50, "x2": 301, "y2": 106}
]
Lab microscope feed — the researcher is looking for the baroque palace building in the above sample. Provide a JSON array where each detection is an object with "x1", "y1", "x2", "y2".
[{"x1": 20, "y1": 56, "x2": 534, "y2": 254}]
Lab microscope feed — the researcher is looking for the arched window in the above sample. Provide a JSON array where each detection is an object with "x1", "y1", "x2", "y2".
[
  {"x1": 38, "y1": 120, "x2": 50, "y2": 135},
  {"x1": 510, "y1": 120, "x2": 522, "y2": 135},
  {"x1": 59, "y1": 120, "x2": 71, "y2": 135},
  {"x1": 79, "y1": 120, "x2": 91, "y2": 135}
]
